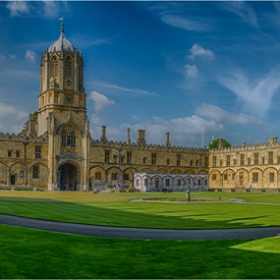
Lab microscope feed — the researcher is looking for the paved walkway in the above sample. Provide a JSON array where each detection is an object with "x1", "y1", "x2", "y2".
[{"x1": 0, "y1": 214, "x2": 280, "y2": 240}]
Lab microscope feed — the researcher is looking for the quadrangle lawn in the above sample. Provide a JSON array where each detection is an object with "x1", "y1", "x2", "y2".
[
  {"x1": 0, "y1": 191, "x2": 279, "y2": 229},
  {"x1": 0, "y1": 191, "x2": 280, "y2": 279}
]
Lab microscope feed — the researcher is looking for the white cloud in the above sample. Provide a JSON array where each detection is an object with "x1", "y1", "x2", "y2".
[
  {"x1": 221, "y1": 2, "x2": 258, "y2": 28},
  {"x1": 160, "y1": 15, "x2": 211, "y2": 32},
  {"x1": 188, "y1": 44, "x2": 214, "y2": 60},
  {"x1": 25, "y1": 50, "x2": 36, "y2": 62},
  {"x1": 89, "y1": 91, "x2": 115, "y2": 112},
  {"x1": 91, "y1": 114, "x2": 100, "y2": 124},
  {"x1": 92, "y1": 82, "x2": 158, "y2": 97},
  {"x1": 71, "y1": 34, "x2": 118, "y2": 49},
  {"x1": 6, "y1": 1, "x2": 30, "y2": 17},
  {"x1": 119, "y1": 115, "x2": 223, "y2": 146},
  {"x1": 185, "y1": 65, "x2": 199, "y2": 78},
  {"x1": 0, "y1": 54, "x2": 16, "y2": 60},
  {"x1": 0, "y1": 102, "x2": 28, "y2": 121},
  {"x1": 106, "y1": 126, "x2": 125, "y2": 140},
  {"x1": 218, "y1": 68, "x2": 280, "y2": 117},
  {"x1": 42, "y1": 1, "x2": 59, "y2": 18},
  {"x1": 94, "y1": 103, "x2": 266, "y2": 146},
  {"x1": 196, "y1": 104, "x2": 263, "y2": 125}
]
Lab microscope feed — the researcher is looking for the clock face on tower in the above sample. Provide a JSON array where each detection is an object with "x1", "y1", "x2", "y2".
[{"x1": 65, "y1": 95, "x2": 72, "y2": 105}]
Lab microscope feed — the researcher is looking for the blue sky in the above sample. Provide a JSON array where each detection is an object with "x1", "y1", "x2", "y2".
[{"x1": 1, "y1": 1, "x2": 280, "y2": 147}]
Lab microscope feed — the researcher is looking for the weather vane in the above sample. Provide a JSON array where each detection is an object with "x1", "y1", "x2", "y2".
[{"x1": 59, "y1": 17, "x2": 64, "y2": 32}]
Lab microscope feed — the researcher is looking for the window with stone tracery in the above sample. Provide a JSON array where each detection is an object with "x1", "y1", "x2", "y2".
[
  {"x1": 51, "y1": 56, "x2": 58, "y2": 77},
  {"x1": 268, "y1": 152, "x2": 273, "y2": 164},
  {"x1": 65, "y1": 56, "x2": 72, "y2": 78},
  {"x1": 35, "y1": 146, "x2": 41, "y2": 159},
  {"x1": 254, "y1": 153, "x2": 259, "y2": 165},
  {"x1": 253, "y1": 172, "x2": 258, "y2": 183},
  {"x1": 33, "y1": 165, "x2": 39, "y2": 179},
  {"x1": 71, "y1": 131, "x2": 75, "y2": 147},
  {"x1": 240, "y1": 154, "x2": 244, "y2": 165},
  {"x1": 61, "y1": 128, "x2": 75, "y2": 148}
]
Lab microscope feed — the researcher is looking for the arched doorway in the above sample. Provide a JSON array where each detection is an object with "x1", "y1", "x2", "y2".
[
  {"x1": 58, "y1": 163, "x2": 78, "y2": 191},
  {"x1": 10, "y1": 175, "x2": 15, "y2": 185}
]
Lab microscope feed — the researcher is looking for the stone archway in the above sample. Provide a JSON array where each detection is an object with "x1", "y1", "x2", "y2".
[{"x1": 58, "y1": 163, "x2": 78, "y2": 191}]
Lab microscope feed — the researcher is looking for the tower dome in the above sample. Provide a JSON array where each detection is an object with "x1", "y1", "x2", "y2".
[{"x1": 48, "y1": 21, "x2": 77, "y2": 52}]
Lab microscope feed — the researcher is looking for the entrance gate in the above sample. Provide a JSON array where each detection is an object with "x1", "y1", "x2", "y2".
[{"x1": 58, "y1": 163, "x2": 78, "y2": 191}]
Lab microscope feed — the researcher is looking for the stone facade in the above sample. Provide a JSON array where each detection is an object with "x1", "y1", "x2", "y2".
[
  {"x1": 89, "y1": 128, "x2": 209, "y2": 190},
  {"x1": 209, "y1": 137, "x2": 280, "y2": 192},
  {"x1": 0, "y1": 24, "x2": 208, "y2": 191},
  {"x1": 0, "y1": 25, "x2": 279, "y2": 192}
]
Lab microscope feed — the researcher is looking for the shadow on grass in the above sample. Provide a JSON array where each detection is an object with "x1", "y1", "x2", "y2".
[
  {"x1": 0, "y1": 196, "x2": 279, "y2": 229},
  {"x1": 223, "y1": 215, "x2": 271, "y2": 223},
  {"x1": 0, "y1": 224, "x2": 279, "y2": 279}
]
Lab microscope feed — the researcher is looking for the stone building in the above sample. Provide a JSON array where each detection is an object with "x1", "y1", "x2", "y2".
[
  {"x1": 1, "y1": 24, "x2": 279, "y2": 192},
  {"x1": 0, "y1": 23, "x2": 208, "y2": 191},
  {"x1": 209, "y1": 138, "x2": 280, "y2": 192},
  {"x1": 90, "y1": 128, "x2": 208, "y2": 191}
]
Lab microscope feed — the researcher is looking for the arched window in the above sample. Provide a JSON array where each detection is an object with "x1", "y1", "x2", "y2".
[
  {"x1": 61, "y1": 129, "x2": 75, "y2": 148},
  {"x1": 71, "y1": 131, "x2": 75, "y2": 147},
  {"x1": 33, "y1": 165, "x2": 39, "y2": 179},
  {"x1": 61, "y1": 130, "x2": 66, "y2": 147},
  {"x1": 67, "y1": 135, "x2": 71, "y2": 146},
  {"x1": 51, "y1": 56, "x2": 58, "y2": 77},
  {"x1": 65, "y1": 56, "x2": 72, "y2": 78}
]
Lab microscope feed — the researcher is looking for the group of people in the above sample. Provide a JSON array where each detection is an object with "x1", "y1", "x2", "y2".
[{"x1": 114, "y1": 183, "x2": 121, "y2": 189}]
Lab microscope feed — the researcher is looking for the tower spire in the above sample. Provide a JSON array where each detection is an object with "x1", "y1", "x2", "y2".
[{"x1": 59, "y1": 17, "x2": 64, "y2": 33}]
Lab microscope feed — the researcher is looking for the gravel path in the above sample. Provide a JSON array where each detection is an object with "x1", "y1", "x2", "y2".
[{"x1": 0, "y1": 214, "x2": 280, "y2": 240}]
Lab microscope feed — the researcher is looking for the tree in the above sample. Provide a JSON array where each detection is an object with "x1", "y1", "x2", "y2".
[
  {"x1": 208, "y1": 138, "x2": 231, "y2": 149},
  {"x1": 20, "y1": 111, "x2": 38, "y2": 135}
]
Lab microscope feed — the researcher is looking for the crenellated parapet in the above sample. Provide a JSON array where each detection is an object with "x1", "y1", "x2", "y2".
[
  {"x1": 90, "y1": 138, "x2": 207, "y2": 153},
  {"x1": 91, "y1": 126, "x2": 208, "y2": 153},
  {"x1": 209, "y1": 136, "x2": 280, "y2": 154},
  {"x1": 0, "y1": 132, "x2": 48, "y2": 143}
]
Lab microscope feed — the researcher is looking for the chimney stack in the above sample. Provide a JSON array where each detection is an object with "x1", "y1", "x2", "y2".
[
  {"x1": 137, "y1": 129, "x2": 146, "y2": 145},
  {"x1": 100, "y1": 126, "x2": 107, "y2": 142},
  {"x1": 165, "y1": 132, "x2": 171, "y2": 147},
  {"x1": 126, "y1": 128, "x2": 131, "y2": 144}
]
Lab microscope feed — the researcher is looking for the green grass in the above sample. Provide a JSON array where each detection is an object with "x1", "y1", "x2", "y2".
[
  {"x1": 0, "y1": 192, "x2": 280, "y2": 279},
  {"x1": 0, "y1": 191, "x2": 280, "y2": 229},
  {"x1": 0, "y1": 224, "x2": 279, "y2": 279}
]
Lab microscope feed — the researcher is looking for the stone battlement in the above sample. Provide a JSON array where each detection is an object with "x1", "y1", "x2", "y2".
[
  {"x1": 209, "y1": 137, "x2": 280, "y2": 154},
  {"x1": 0, "y1": 132, "x2": 48, "y2": 143},
  {"x1": 90, "y1": 139, "x2": 207, "y2": 153}
]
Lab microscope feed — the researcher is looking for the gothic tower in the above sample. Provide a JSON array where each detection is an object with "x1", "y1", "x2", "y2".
[{"x1": 38, "y1": 21, "x2": 90, "y2": 191}]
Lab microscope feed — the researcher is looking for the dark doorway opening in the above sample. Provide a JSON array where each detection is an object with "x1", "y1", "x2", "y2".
[
  {"x1": 58, "y1": 163, "x2": 78, "y2": 191},
  {"x1": 10, "y1": 175, "x2": 15, "y2": 185}
]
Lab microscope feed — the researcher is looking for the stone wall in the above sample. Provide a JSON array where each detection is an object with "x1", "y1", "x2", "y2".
[
  {"x1": 209, "y1": 137, "x2": 280, "y2": 191},
  {"x1": 88, "y1": 132, "x2": 208, "y2": 188},
  {"x1": 0, "y1": 133, "x2": 48, "y2": 189}
]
